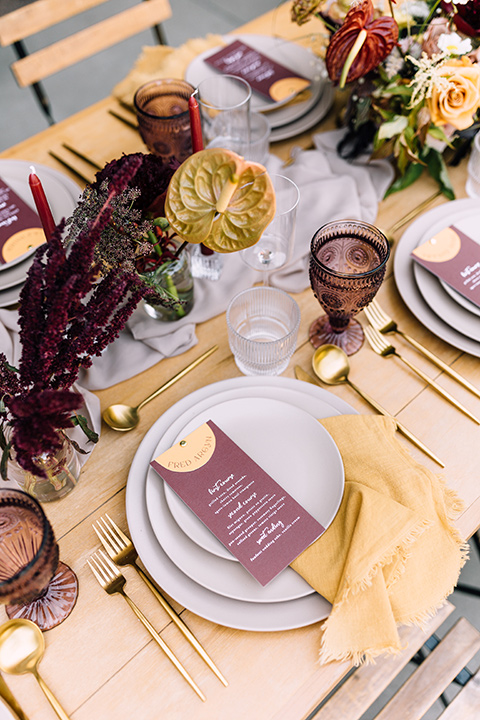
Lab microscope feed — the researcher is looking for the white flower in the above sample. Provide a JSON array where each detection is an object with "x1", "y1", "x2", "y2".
[
  {"x1": 402, "y1": 1, "x2": 430, "y2": 19},
  {"x1": 451, "y1": 0, "x2": 470, "y2": 4},
  {"x1": 437, "y1": 32, "x2": 472, "y2": 56}
]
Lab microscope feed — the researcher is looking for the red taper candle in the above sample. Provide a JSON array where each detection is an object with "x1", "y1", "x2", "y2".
[
  {"x1": 28, "y1": 166, "x2": 56, "y2": 241},
  {"x1": 188, "y1": 95, "x2": 204, "y2": 153}
]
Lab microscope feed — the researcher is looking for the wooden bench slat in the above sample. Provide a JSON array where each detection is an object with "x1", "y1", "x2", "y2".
[
  {"x1": 10, "y1": 0, "x2": 172, "y2": 87},
  {"x1": 0, "y1": 0, "x2": 110, "y2": 46},
  {"x1": 312, "y1": 602, "x2": 454, "y2": 720},
  {"x1": 376, "y1": 618, "x2": 480, "y2": 720},
  {"x1": 439, "y1": 667, "x2": 480, "y2": 720}
]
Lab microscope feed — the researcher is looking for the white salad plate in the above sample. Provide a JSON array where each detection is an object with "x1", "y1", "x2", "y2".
[{"x1": 126, "y1": 377, "x2": 355, "y2": 631}]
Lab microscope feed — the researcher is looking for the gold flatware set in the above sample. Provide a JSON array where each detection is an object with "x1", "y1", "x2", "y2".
[
  {"x1": 364, "y1": 300, "x2": 480, "y2": 399},
  {"x1": 93, "y1": 514, "x2": 227, "y2": 687},
  {"x1": 364, "y1": 326, "x2": 480, "y2": 425},
  {"x1": 88, "y1": 550, "x2": 206, "y2": 701},
  {"x1": 296, "y1": 295, "x2": 480, "y2": 467},
  {"x1": 295, "y1": 345, "x2": 444, "y2": 467},
  {"x1": 89, "y1": 515, "x2": 227, "y2": 701}
]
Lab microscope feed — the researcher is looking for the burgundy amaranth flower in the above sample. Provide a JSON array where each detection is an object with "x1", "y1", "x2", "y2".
[{"x1": 8, "y1": 389, "x2": 83, "y2": 476}]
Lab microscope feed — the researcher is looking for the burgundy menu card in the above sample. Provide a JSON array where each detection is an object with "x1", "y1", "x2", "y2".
[
  {"x1": 150, "y1": 421, "x2": 325, "y2": 586},
  {"x1": 411, "y1": 225, "x2": 480, "y2": 308},
  {"x1": 0, "y1": 177, "x2": 45, "y2": 264},
  {"x1": 204, "y1": 39, "x2": 310, "y2": 103}
]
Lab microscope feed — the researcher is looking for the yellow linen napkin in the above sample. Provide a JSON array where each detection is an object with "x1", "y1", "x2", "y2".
[
  {"x1": 112, "y1": 35, "x2": 226, "y2": 106},
  {"x1": 291, "y1": 415, "x2": 467, "y2": 665}
]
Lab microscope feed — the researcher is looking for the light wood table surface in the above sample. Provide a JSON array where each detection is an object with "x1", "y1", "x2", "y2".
[{"x1": 1, "y1": 4, "x2": 479, "y2": 719}]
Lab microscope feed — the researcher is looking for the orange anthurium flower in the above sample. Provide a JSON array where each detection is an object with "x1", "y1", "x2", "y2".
[{"x1": 326, "y1": 0, "x2": 398, "y2": 88}]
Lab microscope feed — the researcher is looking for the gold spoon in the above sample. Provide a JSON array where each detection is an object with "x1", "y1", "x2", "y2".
[
  {"x1": 0, "y1": 619, "x2": 70, "y2": 720},
  {"x1": 311, "y1": 344, "x2": 444, "y2": 467},
  {"x1": 102, "y1": 345, "x2": 218, "y2": 431}
]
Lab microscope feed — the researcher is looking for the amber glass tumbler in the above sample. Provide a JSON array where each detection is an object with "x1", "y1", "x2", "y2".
[{"x1": 134, "y1": 78, "x2": 195, "y2": 163}]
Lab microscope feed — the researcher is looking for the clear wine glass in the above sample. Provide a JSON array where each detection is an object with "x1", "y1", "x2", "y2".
[
  {"x1": 0, "y1": 489, "x2": 78, "y2": 630},
  {"x1": 241, "y1": 174, "x2": 299, "y2": 285},
  {"x1": 309, "y1": 220, "x2": 390, "y2": 355}
]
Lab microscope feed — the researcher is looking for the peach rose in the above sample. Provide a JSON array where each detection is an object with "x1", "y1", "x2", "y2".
[{"x1": 427, "y1": 57, "x2": 480, "y2": 130}]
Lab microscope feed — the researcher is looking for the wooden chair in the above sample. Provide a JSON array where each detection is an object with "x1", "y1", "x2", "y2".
[
  {"x1": 307, "y1": 601, "x2": 480, "y2": 720},
  {"x1": 0, "y1": 0, "x2": 172, "y2": 124}
]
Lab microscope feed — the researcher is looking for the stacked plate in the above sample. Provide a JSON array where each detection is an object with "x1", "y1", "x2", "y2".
[
  {"x1": 126, "y1": 376, "x2": 355, "y2": 632},
  {"x1": 184, "y1": 34, "x2": 334, "y2": 142},
  {"x1": 394, "y1": 199, "x2": 480, "y2": 357},
  {"x1": 0, "y1": 160, "x2": 82, "y2": 308}
]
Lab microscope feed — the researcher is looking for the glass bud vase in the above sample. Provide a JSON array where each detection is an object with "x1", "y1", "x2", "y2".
[
  {"x1": 6, "y1": 429, "x2": 81, "y2": 503},
  {"x1": 143, "y1": 247, "x2": 194, "y2": 322},
  {"x1": 190, "y1": 244, "x2": 224, "y2": 281}
]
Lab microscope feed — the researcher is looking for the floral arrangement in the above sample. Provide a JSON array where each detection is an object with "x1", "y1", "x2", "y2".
[
  {"x1": 291, "y1": 0, "x2": 480, "y2": 196},
  {"x1": 0, "y1": 148, "x2": 276, "y2": 478}
]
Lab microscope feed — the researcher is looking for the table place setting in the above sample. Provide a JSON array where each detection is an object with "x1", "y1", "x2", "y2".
[
  {"x1": 394, "y1": 198, "x2": 480, "y2": 357},
  {"x1": 1, "y1": 1, "x2": 480, "y2": 716}
]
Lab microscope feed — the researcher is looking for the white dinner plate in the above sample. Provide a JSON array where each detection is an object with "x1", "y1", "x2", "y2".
[
  {"x1": 394, "y1": 199, "x2": 480, "y2": 357},
  {"x1": 185, "y1": 34, "x2": 326, "y2": 126},
  {"x1": 0, "y1": 159, "x2": 81, "y2": 272},
  {"x1": 163, "y1": 397, "x2": 344, "y2": 564},
  {"x1": 413, "y1": 213, "x2": 480, "y2": 341},
  {"x1": 126, "y1": 377, "x2": 356, "y2": 631},
  {"x1": 146, "y1": 396, "x2": 344, "y2": 603}
]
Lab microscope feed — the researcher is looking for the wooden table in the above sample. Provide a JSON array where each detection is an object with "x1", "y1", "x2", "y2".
[{"x1": 1, "y1": 4, "x2": 479, "y2": 719}]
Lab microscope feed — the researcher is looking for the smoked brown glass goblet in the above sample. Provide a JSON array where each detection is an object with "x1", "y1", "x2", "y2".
[
  {"x1": 309, "y1": 220, "x2": 390, "y2": 355},
  {"x1": 0, "y1": 489, "x2": 78, "y2": 631}
]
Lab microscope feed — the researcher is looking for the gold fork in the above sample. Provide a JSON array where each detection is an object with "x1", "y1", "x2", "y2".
[
  {"x1": 93, "y1": 515, "x2": 227, "y2": 687},
  {"x1": 364, "y1": 300, "x2": 480, "y2": 399},
  {"x1": 364, "y1": 326, "x2": 480, "y2": 424},
  {"x1": 87, "y1": 550, "x2": 206, "y2": 702}
]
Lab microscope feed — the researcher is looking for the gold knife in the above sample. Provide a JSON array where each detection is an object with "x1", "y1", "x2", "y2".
[
  {"x1": 0, "y1": 675, "x2": 28, "y2": 720},
  {"x1": 294, "y1": 366, "x2": 444, "y2": 467}
]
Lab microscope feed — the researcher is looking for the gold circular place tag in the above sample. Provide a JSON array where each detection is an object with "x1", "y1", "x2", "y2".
[
  {"x1": 269, "y1": 77, "x2": 310, "y2": 102},
  {"x1": 156, "y1": 423, "x2": 216, "y2": 473},
  {"x1": 412, "y1": 227, "x2": 461, "y2": 263},
  {"x1": 2, "y1": 228, "x2": 45, "y2": 263}
]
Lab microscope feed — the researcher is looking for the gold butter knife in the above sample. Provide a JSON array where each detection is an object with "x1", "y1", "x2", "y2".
[{"x1": 294, "y1": 366, "x2": 444, "y2": 467}]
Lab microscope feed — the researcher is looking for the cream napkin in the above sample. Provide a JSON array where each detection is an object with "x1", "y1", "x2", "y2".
[{"x1": 291, "y1": 415, "x2": 467, "y2": 665}]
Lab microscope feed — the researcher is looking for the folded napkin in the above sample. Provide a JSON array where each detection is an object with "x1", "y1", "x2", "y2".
[{"x1": 291, "y1": 414, "x2": 467, "y2": 665}]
